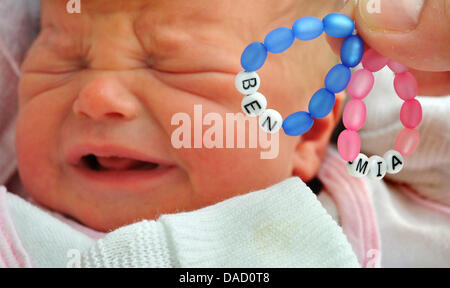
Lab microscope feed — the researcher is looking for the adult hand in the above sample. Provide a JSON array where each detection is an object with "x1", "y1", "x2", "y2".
[{"x1": 328, "y1": 0, "x2": 450, "y2": 96}]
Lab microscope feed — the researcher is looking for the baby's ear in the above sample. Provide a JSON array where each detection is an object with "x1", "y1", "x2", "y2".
[{"x1": 291, "y1": 91, "x2": 345, "y2": 182}]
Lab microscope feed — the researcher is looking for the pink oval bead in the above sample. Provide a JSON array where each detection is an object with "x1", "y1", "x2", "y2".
[
  {"x1": 387, "y1": 60, "x2": 408, "y2": 74},
  {"x1": 395, "y1": 128, "x2": 420, "y2": 157},
  {"x1": 394, "y1": 72, "x2": 418, "y2": 100},
  {"x1": 362, "y1": 49, "x2": 388, "y2": 72},
  {"x1": 338, "y1": 129, "x2": 361, "y2": 162},
  {"x1": 347, "y1": 69, "x2": 375, "y2": 99},
  {"x1": 400, "y1": 99, "x2": 422, "y2": 128},
  {"x1": 343, "y1": 99, "x2": 366, "y2": 131}
]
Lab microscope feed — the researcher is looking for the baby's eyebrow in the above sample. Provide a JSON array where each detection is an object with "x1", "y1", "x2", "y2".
[{"x1": 37, "y1": 27, "x2": 85, "y2": 60}]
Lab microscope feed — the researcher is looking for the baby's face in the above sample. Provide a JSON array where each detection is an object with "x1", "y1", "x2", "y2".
[{"x1": 17, "y1": 0, "x2": 341, "y2": 231}]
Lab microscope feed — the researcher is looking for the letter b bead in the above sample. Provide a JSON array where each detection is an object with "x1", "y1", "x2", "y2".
[
  {"x1": 346, "y1": 153, "x2": 369, "y2": 178},
  {"x1": 235, "y1": 71, "x2": 260, "y2": 95}
]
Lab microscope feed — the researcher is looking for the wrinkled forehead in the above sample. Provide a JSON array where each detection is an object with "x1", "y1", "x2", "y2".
[{"x1": 40, "y1": 0, "x2": 302, "y2": 35}]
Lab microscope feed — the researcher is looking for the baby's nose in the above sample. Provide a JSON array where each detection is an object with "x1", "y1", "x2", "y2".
[{"x1": 73, "y1": 77, "x2": 139, "y2": 121}]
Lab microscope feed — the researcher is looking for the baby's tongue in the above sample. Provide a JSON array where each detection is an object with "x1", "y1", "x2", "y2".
[{"x1": 96, "y1": 156, "x2": 140, "y2": 170}]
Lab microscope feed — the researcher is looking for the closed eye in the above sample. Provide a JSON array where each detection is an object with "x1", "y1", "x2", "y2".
[{"x1": 151, "y1": 69, "x2": 238, "y2": 104}]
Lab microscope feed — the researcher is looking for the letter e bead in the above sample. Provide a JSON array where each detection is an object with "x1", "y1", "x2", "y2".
[
  {"x1": 346, "y1": 153, "x2": 369, "y2": 177},
  {"x1": 241, "y1": 92, "x2": 267, "y2": 117},
  {"x1": 384, "y1": 150, "x2": 404, "y2": 174},
  {"x1": 235, "y1": 71, "x2": 260, "y2": 95}
]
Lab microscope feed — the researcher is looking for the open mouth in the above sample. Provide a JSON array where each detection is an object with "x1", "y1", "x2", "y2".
[
  {"x1": 65, "y1": 144, "x2": 175, "y2": 186},
  {"x1": 80, "y1": 154, "x2": 160, "y2": 171}
]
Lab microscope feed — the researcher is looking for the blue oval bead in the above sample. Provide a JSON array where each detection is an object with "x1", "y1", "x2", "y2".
[
  {"x1": 264, "y1": 27, "x2": 295, "y2": 54},
  {"x1": 323, "y1": 13, "x2": 354, "y2": 38},
  {"x1": 282, "y1": 111, "x2": 314, "y2": 136},
  {"x1": 308, "y1": 88, "x2": 336, "y2": 119},
  {"x1": 241, "y1": 42, "x2": 268, "y2": 72},
  {"x1": 292, "y1": 17, "x2": 324, "y2": 41},
  {"x1": 340, "y1": 35, "x2": 364, "y2": 68},
  {"x1": 325, "y1": 64, "x2": 351, "y2": 93}
]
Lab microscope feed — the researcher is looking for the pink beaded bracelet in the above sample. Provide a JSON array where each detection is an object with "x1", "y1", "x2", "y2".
[{"x1": 337, "y1": 49, "x2": 422, "y2": 179}]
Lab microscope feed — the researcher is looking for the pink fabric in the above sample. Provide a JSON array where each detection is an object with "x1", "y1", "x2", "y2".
[
  {"x1": 399, "y1": 185, "x2": 450, "y2": 218},
  {"x1": 0, "y1": 1, "x2": 40, "y2": 185},
  {"x1": 319, "y1": 148, "x2": 381, "y2": 268},
  {"x1": 0, "y1": 187, "x2": 31, "y2": 268}
]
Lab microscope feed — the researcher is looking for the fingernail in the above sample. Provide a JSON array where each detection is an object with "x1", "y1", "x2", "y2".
[{"x1": 359, "y1": 0, "x2": 424, "y2": 32}]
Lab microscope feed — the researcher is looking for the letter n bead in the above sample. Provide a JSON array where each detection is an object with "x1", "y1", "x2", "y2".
[{"x1": 259, "y1": 109, "x2": 283, "y2": 134}]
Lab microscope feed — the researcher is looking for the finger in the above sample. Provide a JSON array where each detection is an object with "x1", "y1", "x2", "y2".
[
  {"x1": 327, "y1": 0, "x2": 450, "y2": 96},
  {"x1": 355, "y1": 0, "x2": 450, "y2": 72},
  {"x1": 409, "y1": 69, "x2": 450, "y2": 96}
]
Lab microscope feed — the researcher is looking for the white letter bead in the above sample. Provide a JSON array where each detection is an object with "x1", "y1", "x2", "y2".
[
  {"x1": 241, "y1": 92, "x2": 267, "y2": 117},
  {"x1": 235, "y1": 71, "x2": 260, "y2": 95},
  {"x1": 259, "y1": 109, "x2": 282, "y2": 134},
  {"x1": 367, "y1": 155, "x2": 387, "y2": 180},
  {"x1": 384, "y1": 150, "x2": 404, "y2": 174},
  {"x1": 346, "y1": 153, "x2": 370, "y2": 177}
]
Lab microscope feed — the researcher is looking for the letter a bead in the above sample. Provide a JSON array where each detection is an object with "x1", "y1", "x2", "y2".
[
  {"x1": 384, "y1": 150, "x2": 404, "y2": 174},
  {"x1": 367, "y1": 156, "x2": 387, "y2": 180},
  {"x1": 259, "y1": 109, "x2": 283, "y2": 134},
  {"x1": 235, "y1": 71, "x2": 261, "y2": 95},
  {"x1": 241, "y1": 92, "x2": 267, "y2": 117},
  {"x1": 346, "y1": 153, "x2": 370, "y2": 178}
]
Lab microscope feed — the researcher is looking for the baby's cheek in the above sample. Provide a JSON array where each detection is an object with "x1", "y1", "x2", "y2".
[
  {"x1": 179, "y1": 134, "x2": 295, "y2": 206},
  {"x1": 15, "y1": 89, "x2": 71, "y2": 208}
]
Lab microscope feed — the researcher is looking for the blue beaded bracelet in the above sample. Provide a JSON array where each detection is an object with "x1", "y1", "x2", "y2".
[{"x1": 235, "y1": 13, "x2": 364, "y2": 136}]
